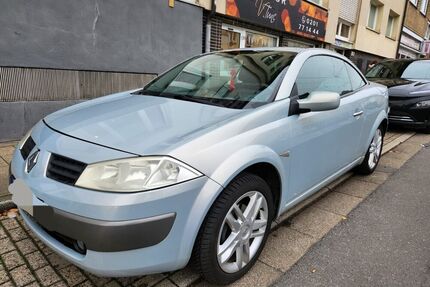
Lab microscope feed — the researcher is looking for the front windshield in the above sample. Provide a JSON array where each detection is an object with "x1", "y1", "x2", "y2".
[
  {"x1": 366, "y1": 60, "x2": 430, "y2": 80},
  {"x1": 138, "y1": 50, "x2": 297, "y2": 109}
]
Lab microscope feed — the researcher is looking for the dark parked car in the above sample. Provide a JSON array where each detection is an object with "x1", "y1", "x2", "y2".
[{"x1": 366, "y1": 59, "x2": 430, "y2": 132}]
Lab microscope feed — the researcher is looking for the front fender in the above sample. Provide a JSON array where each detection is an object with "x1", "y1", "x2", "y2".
[
  {"x1": 177, "y1": 145, "x2": 286, "y2": 265},
  {"x1": 363, "y1": 109, "x2": 388, "y2": 158},
  {"x1": 208, "y1": 145, "x2": 286, "y2": 189}
]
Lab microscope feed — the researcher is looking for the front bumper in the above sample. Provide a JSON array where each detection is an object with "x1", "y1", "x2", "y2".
[
  {"x1": 389, "y1": 99, "x2": 430, "y2": 130},
  {"x1": 9, "y1": 121, "x2": 223, "y2": 276}
]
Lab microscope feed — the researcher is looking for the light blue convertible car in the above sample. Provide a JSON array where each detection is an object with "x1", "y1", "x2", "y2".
[{"x1": 9, "y1": 48, "x2": 388, "y2": 284}]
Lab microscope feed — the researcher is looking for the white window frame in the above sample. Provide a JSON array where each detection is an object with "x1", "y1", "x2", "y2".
[
  {"x1": 410, "y1": 0, "x2": 418, "y2": 6},
  {"x1": 420, "y1": 0, "x2": 429, "y2": 14},
  {"x1": 426, "y1": 22, "x2": 430, "y2": 40},
  {"x1": 368, "y1": 3, "x2": 379, "y2": 30},
  {"x1": 221, "y1": 24, "x2": 279, "y2": 48},
  {"x1": 386, "y1": 15, "x2": 395, "y2": 38},
  {"x1": 307, "y1": 0, "x2": 323, "y2": 6},
  {"x1": 336, "y1": 21, "x2": 352, "y2": 41}
]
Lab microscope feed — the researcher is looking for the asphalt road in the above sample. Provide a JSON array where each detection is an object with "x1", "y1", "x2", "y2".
[{"x1": 273, "y1": 147, "x2": 430, "y2": 287}]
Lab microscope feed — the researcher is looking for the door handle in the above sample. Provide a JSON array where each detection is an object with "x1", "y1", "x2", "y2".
[{"x1": 353, "y1": 111, "x2": 364, "y2": 117}]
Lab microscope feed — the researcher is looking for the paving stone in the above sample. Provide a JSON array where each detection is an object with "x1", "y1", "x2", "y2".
[
  {"x1": 391, "y1": 141, "x2": 423, "y2": 156},
  {"x1": 25, "y1": 282, "x2": 40, "y2": 287},
  {"x1": 334, "y1": 178, "x2": 379, "y2": 198},
  {"x1": 9, "y1": 265, "x2": 34, "y2": 286},
  {"x1": 116, "y1": 277, "x2": 138, "y2": 286},
  {"x1": 151, "y1": 279, "x2": 176, "y2": 287},
  {"x1": 1, "y1": 250, "x2": 25, "y2": 270},
  {"x1": 290, "y1": 207, "x2": 343, "y2": 239},
  {"x1": 0, "y1": 147, "x2": 14, "y2": 164},
  {"x1": 259, "y1": 227, "x2": 316, "y2": 272},
  {"x1": 49, "y1": 281, "x2": 69, "y2": 287},
  {"x1": 132, "y1": 274, "x2": 166, "y2": 287},
  {"x1": 8, "y1": 227, "x2": 28, "y2": 242},
  {"x1": 355, "y1": 171, "x2": 390, "y2": 185},
  {"x1": 0, "y1": 281, "x2": 14, "y2": 287},
  {"x1": 0, "y1": 270, "x2": 10, "y2": 285},
  {"x1": 15, "y1": 239, "x2": 37, "y2": 255},
  {"x1": 47, "y1": 253, "x2": 70, "y2": 269},
  {"x1": 312, "y1": 191, "x2": 363, "y2": 216},
  {"x1": 169, "y1": 268, "x2": 200, "y2": 287},
  {"x1": 59, "y1": 265, "x2": 86, "y2": 286},
  {"x1": 0, "y1": 238, "x2": 15, "y2": 255},
  {"x1": 85, "y1": 274, "x2": 111, "y2": 287},
  {"x1": 35, "y1": 265, "x2": 62, "y2": 286},
  {"x1": 1, "y1": 218, "x2": 19, "y2": 230},
  {"x1": 104, "y1": 281, "x2": 121, "y2": 287},
  {"x1": 75, "y1": 280, "x2": 94, "y2": 287},
  {"x1": 377, "y1": 154, "x2": 407, "y2": 171},
  {"x1": 26, "y1": 251, "x2": 48, "y2": 270},
  {"x1": 0, "y1": 227, "x2": 7, "y2": 239}
]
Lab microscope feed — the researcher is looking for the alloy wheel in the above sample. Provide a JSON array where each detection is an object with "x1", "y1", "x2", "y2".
[
  {"x1": 368, "y1": 128, "x2": 383, "y2": 169},
  {"x1": 217, "y1": 190, "x2": 269, "y2": 273}
]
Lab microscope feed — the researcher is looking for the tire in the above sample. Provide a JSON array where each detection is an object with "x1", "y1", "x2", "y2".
[
  {"x1": 191, "y1": 173, "x2": 274, "y2": 285},
  {"x1": 355, "y1": 126, "x2": 384, "y2": 175}
]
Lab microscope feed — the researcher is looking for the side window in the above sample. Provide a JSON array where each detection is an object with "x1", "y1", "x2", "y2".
[
  {"x1": 294, "y1": 56, "x2": 352, "y2": 97},
  {"x1": 345, "y1": 63, "x2": 366, "y2": 91}
]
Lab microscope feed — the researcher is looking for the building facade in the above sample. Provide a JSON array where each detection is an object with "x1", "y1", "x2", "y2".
[
  {"x1": 0, "y1": 0, "x2": 204, "y2": 141},
  {"x1": 326, "y1": 0, "x2": 406, "y2": 72},
  {"x1": 398, "y1": 0, "x2": 430, "y2": 58}
]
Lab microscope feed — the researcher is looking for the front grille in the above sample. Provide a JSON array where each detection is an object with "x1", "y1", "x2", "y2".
[
  {"x1": 20, "y1": 136, "x2": 35, "y2": 160},
  {"x1": 46, "y1": 154, "x2": 87, "y2": 185},
  {"x1": 389, "y1": 115, "x2": 414, "y2": 122}
]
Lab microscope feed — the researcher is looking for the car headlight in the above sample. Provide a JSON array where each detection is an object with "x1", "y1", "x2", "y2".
[
  {"x1": 75, "y1": 156, "x2": 202, "y2": 192},
  {"x1": 415, "y1": 100, "x2": 430, "y2": 108}
]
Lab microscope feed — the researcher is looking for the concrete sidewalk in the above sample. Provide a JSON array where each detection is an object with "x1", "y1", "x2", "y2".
[
  {"x1": 273, "y1": 140, "x2": 430, "y2": 287},
  {"x1": 0, "y1": 131, "x2": 428, "y2": 287}
]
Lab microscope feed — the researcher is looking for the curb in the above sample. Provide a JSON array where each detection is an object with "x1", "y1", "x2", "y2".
[{"x1": 0, "y1": 132, "x2": 417, "y2": 214}]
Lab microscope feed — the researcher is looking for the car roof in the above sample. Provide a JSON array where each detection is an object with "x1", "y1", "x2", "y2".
[{"x1": 217, "y1": 47, "x2": 343, "y2": 57}]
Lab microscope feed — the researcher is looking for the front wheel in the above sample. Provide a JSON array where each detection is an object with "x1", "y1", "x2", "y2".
[
  {"x1": 191, "y1": 173, "x2": 274, "y2": 285},
  {"x1": 355, "y1": 127, "x2": 384, "y2": 175}
]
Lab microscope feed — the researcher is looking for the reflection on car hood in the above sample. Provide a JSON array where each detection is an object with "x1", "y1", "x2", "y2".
[
  {"x1": 44, "y1": 91, "x2": 246, "y2": 155},
  {"x1": 369, "y1": 78, "x2": 430, "y2": 98}
]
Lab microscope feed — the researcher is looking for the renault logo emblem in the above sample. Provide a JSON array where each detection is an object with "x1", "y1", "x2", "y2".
[{"x1": 25, "y1": 150, "x2": 40, "y2": 173}]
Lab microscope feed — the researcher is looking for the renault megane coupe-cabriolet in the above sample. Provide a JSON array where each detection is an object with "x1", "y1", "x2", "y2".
[{"x1": 9, "y1": 48, "x2": 388, "y2": 284}]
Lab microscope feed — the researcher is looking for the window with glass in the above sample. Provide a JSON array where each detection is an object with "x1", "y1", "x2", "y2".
[
  {"x1": 336, "y1": 21, "x2": 352, "y2": 40},
  {"x1": 420, "y1": 0, "x2": 428, "y2": 13},
  {"x1": 366, "y1": 60, "x2": 430, "y2": 80},
  {"x1": 426, "y1": 22, "x2": 430, "y2": 40},
  {"x1": 386, "y1": 14, "x2": 395, "y2": 38},
  {"x1": 368, "y1": 3, "x2": 379, "y2": 30},
  {"x1": 140, "y1": 51, "x2": 297, "y2": 109},
  {"x1": 293, "y1": 56, "x2": 353, "y2": 97},
  {"x1": 221, "y1": 25, "x2": 278, "y2": 50}
]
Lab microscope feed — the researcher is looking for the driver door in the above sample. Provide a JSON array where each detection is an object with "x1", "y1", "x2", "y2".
[{"x1": 285, "y1": 55, "x2": 365, "y2": 201}]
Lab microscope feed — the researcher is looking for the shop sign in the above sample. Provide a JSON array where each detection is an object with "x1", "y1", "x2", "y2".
[
  {"x1": 226, "y1": 0, "x2": 328, "y2": 41},
  {"x1": 334, "y1": 39, "x2": 353, "y2": 49},
  {"x1": 401, "y1": 34, "x2": 421, "y2": 51}
]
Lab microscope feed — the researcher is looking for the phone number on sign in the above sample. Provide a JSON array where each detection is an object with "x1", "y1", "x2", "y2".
[{"x1": 298, "y1": 15, "x2": 321, "y2": 35}]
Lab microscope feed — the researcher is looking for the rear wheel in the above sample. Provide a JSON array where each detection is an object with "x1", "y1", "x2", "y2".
[
  {"x1": 355, "y1": 127, "x2": 384, "y2": 175},
  {"x1": 191, "y1": 173, "x2": 274, "y2": 285}
]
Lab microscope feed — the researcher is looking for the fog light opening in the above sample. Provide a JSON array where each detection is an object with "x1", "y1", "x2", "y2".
[{"x1": 73, "y1": 240, "x2": 87, "y2": 254}]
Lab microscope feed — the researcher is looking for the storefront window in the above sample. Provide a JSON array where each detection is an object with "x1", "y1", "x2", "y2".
[
  {"x1": 221, "y1": 30, "x2": 241, "y2": 50},
  {"x1": 221, "y1": 25, "x2": 278, "y2": 49},
  {"x1": 245, "y1": 32, "x2": 278, "y2": 48}
]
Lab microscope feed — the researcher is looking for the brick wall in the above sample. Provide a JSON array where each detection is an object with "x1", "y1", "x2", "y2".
[{"x1": 405, "y1": 1, "x2": 428, "y2": 37}]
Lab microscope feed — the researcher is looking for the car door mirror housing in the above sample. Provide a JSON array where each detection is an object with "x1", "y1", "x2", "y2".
[{"x1": 296, "y1": 91, "x2": 340, "y2": 113}]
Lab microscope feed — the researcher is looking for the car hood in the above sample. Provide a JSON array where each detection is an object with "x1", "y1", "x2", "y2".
[
  {"x1": 369, "y1": 78, "x2": 430, "y2": 98},
  {"x1": 44, "y1": 91, "x2": 246, "y2": 155}
]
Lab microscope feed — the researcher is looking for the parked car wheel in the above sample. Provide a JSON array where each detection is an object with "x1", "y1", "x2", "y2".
[
  {"x1": 191, "y1": 173, "x2": 274, "y2": 285},
  {"x1": 355, "y1": 126, "x2": 384, "y2": 175}
]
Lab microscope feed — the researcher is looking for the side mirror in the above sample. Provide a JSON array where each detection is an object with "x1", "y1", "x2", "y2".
[{"x1": 297, "y1": 91, "x2": 340, "y2": 113}]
